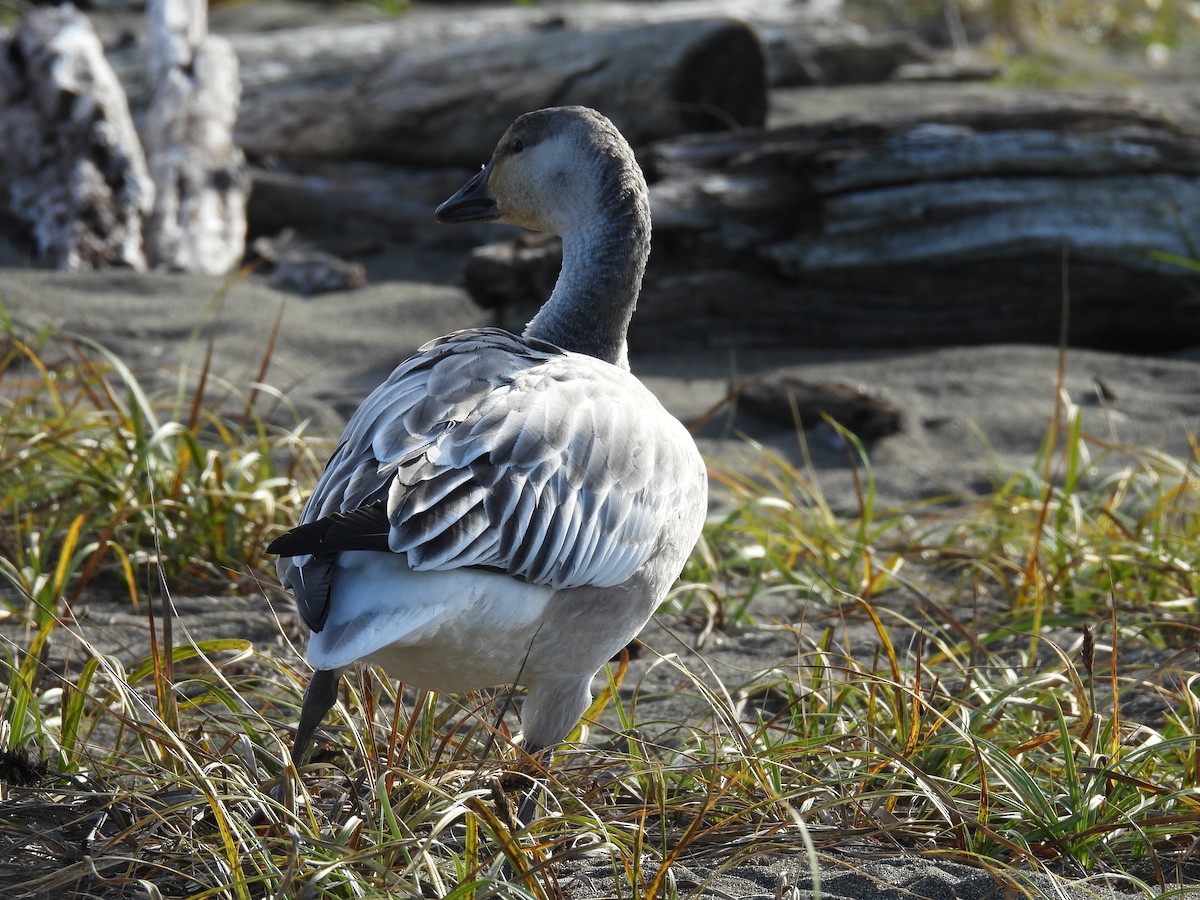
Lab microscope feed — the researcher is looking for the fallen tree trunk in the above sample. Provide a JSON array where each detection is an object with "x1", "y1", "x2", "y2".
[
  {"x1": 218, "y1": 0, "x2": 910, "y2": 95},
  {"x1": 463, "y1": 92, "x2": 1200, "y2": 351},
  {"x1": 142, "y1": 0, "x2": 248, "y2": 274},
  {"x1": 0, "y1": 6, "x2": 153, "y2": 270},
  {"x1": 106, "y1": 1, "x2": 942, "y2": 164},
  {"x1": 228, "y1": 16, "x2": 766, "y2": 165}
]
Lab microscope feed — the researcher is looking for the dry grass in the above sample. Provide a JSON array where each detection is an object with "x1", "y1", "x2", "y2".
[{"x1": 2, "y1": 304, "x2": 1200, "y2": 897}]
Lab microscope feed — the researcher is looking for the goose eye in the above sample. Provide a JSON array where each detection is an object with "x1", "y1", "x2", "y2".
[{"x1": 511, "y1": 138, "x2": 525, "y2": 154}]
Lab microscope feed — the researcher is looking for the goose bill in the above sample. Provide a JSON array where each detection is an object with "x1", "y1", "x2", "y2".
[{"x1": 435, "y1": 166, "x2": 500, "y2": 223}]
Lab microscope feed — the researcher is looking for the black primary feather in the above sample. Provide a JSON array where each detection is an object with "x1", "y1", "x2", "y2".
[
  {"x1": 292, "y1": 553, "x2": 336, "y2": 632},
  {"x1": 271, "y1": 498, "x2": 392, "y2": 632},
  {"x1": 268, "y1": 500, "x2": 391, "y2": 557}
]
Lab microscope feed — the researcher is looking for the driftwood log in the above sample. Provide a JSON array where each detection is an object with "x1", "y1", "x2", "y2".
[
  {"x1": 217, "y1": 0, "x2": 932, "y2": 95},
  {"x1": 0, "y1": 6, "x2": 153, "y2": 270},
  {"x1": 463, "y1": 92, "x2": 1200, "y2": 352},
  {"x1": 226, "y1": 16, "x2": 766, "y2": 165},
  {"x1": 142, "y1": 0, "x2": 248, "y2": 274},
  {"x1": 222, "y1": 0, "x2": 873, "y2": 84},
  {"x1": 141, "y1": 0, "x2": 247, "y2": 274},
  {"x1": 105, "y1": 0, "x2": 944, "y2": 165}
]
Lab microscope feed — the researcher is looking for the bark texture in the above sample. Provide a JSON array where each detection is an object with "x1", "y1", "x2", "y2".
[
  {"x1": 0, "y1": 5, "x2": 153, "y2": 270},
  {"x1": 463, "y1": 93, "x2": 1200, "y2": 351},
  {"x1": 142, "y1": 0, "x2": 248, "y2": 274},
  {"x1": 228, "y1": 16, "x2": 767, "y2": 165}
]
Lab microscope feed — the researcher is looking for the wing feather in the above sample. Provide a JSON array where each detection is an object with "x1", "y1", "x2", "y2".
[{"x1": 274, "y1": 328, "x2": 706, "y2": 631}]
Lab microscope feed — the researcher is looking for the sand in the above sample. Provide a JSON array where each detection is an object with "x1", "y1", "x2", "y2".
[
  {"x1": 4, "y1": 262, "x2": 1197, "y2": 898},
  {"x1": 4, "y1": 10, "x2": 1198, "y2": 887}
]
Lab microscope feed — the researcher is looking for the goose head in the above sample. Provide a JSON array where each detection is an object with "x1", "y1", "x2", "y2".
[
  {"x1": 436, "y1": 106, "x2": 645, "y2": 239},
  {"x1": 436, "y1": 106, "x2": 650, "y2": 368}
]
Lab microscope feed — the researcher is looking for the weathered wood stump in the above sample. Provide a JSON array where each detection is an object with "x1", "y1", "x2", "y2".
[
  {"x1": 0, "y1": 5, "x2": 153, "y2": 270},
  {"x1": 465, "y1": 92, "x2": 1200, "y2": 352},
  {"x1": 142, "y1": 0, "x2": 249, "y2": 274}
]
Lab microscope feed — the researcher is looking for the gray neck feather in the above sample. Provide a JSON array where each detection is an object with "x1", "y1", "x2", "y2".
[{"x1": 523, "y1": 181, "x2": 650, "y2": 370}]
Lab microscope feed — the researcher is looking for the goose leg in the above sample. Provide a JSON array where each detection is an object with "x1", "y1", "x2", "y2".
[
  {"x1": 292, "y1": 667, "x2": 342, "y2": 766},
  {"x1": 251, "y1": 669, "x2": 341, "y2": 826},
  {"x1": 509, "y1": 676, "x2": 588, "y2": 824},
  {"x1": 513, "y1": 743, "x2": 550, "y2": 826},
  {"x1": 495, "y1": 743, "x2": 548, "y2": 882}
]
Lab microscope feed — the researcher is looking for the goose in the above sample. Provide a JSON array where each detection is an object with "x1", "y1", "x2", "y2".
[{"x1": 269, "y1": 106, "x2": 708, "y2": 802}]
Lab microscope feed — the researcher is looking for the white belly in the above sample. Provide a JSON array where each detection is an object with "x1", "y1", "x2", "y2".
[{"x1": 306, "y1": 550, "x2": 556, "y2": 692}]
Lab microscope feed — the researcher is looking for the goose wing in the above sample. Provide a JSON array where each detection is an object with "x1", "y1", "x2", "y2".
[{"x1": 271, "y1": 328, "x2": 704, "y2": 633}]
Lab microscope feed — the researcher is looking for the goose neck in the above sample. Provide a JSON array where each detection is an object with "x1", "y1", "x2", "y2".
[{"x1": 523, "y1": 197, "x2": 650, "y2": 370}]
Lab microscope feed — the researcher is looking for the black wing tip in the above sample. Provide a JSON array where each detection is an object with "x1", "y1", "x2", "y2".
[
  {"x1": 267, "y1": 526, "x2": 312, "y2": 558},
  {"x1": 266, "y1": 532, "x2": 292, "y2": 556},
  {"x1": 268, "y1": 501, "x2": 392, "y2": 558},
  {"x1": 286, "y1": 552, "x2": 335, "y2": 633}
]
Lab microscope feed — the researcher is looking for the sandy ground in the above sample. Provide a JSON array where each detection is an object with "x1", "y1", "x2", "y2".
[
  {"x1": 4, "y1": 261, "x2": 1197, "y2": 898},
  {"x1": 4, "y1": 3, "x2": 1200, "y2": 890}
]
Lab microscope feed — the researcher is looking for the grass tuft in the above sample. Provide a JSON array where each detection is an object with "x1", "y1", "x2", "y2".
[
  {"x1": 3, "y1": 308, "x2": 1200, "y2": 896},
  {"x1": 0, "y1": 300, "x2": 321, "y2": 619}
]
